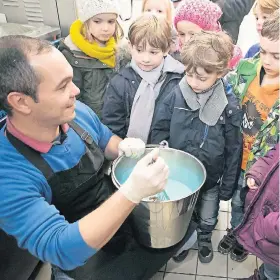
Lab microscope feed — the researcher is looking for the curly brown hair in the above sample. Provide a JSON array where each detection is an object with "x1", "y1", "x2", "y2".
[{"x1": 181, "y1": 31, "x2": 233, "y2": 75}]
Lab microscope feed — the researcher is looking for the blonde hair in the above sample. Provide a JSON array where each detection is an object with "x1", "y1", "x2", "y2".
[
  {"x1": 142, "y1": 0, "x2": 173, "y2": 25},
  {"x1": 253, "y1": 0, "x2": 279, "y2": 14},
  {"x1": 261, "y1": 10, "x2": 279, "y2": 41},
  {"x1": 128, "y1": 14, "x2": 172, "y2": 52},
  {"x1": 181, "y1": 31, "x2": 233, "y2": 74},
  {"x1": 82, "y1": 18, "x2": 124, "y2": 43}
]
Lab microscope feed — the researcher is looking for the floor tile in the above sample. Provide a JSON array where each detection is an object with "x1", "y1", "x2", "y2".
[
  {"x1": 228, "y1": 201, "x2": 232, "y2": 213},
  {"x1": 212, "y1": 230, "x2": 227, "y2": 251},
  {"x1": 227, "y1": 212, "x2": 232, "y2": 229},
  {"x1": 166, "y1": 249, "x2": 197, "y2": 275},
  {"x1": 159, "y1": 264, "x2": 167, "y2": 272},
  {"x1": 196, "y1": 277, "x2": 227, "y2": 280},
  {"x1": 197, "y1": 252, "x2": 227, "y2": 277},
  {"x1": 164, "y1": 273, "x2": 195, "y2": 279},
  {"x1": 35, "y1": 263, "x2": 51, "y2": 280},
  {"x1": 215, "y1": 212, "x2": 228, "y2": 231},
  {"x1": 228, "y1": 255, "x2": 257, "y2": 278},
  {"x1": 257, "y1": 258, "x2": 263, "y2": 268},
  {"x1": 150, "y1": 272, "x2": 164, "y2": 280},
  {"x1": 220, "y1": 201, "x2": 229, "y2": 212}
]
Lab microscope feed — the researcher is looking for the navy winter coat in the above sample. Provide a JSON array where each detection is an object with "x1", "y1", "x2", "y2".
[
  {"x1": 102, "y1": 66, "x2": 184, "y2": 142},
  {"x1": 150, "y1": 84, "x2": 243, "y2": 199}
]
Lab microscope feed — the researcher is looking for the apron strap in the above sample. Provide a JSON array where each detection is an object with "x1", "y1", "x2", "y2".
[
  {"x1": 69, "y1": 121, "x2": 94, "y2": 145},
  {"x1": 6, "y1": 130, "x2": 54, "y2": 180},
  {"x1": 5, "y1": 120, "x2": 95, "y2": 180}
]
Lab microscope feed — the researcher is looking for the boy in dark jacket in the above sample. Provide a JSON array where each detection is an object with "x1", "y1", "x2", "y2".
[
  {"x1": 102, "y1": 14, "x2": 185, "y2": 143},
  {"x1": 235, "y1": 144, "x2": 279, "y2": 280},
  {"x1": 151, "y1": 31, "x2": 243, "y2": 264}
]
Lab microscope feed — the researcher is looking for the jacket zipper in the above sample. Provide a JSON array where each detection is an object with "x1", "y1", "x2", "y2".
[{"x1": 200, "y1": 125, "x2": 209, "y2": 148}]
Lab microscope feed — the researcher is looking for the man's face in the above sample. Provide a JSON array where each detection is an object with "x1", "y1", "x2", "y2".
[
  {"x1": 130, "y1": 42, "x2": 167, "y2": 72},
  {"x1": 28, "y1": 48, "x2": 80, "y2": 127},
  {"x1": 260, "y1": 36, "x2": 279, "y2": 78}
]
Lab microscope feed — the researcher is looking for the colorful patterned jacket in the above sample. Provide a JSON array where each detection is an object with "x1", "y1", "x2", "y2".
[{"x1": 224, "y1": 55, "x2": 279, "y2": 172}]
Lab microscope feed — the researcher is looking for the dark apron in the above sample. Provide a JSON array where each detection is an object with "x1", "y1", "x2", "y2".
[{"x1": 7, "y1": 121, "x2": 196, "y2": 280}]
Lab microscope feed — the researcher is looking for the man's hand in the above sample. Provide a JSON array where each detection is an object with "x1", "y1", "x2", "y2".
[
  {"x1": 120, "y1": 148, "x2": 169, "y2": 204},
  {"x1": 118, "y1": 138, "x2": 145, "y2": 158},
  {"x1": 247, "y1": 178, "x2": 258, "y2": 190}
]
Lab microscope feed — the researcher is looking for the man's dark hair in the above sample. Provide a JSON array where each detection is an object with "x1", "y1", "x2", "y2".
[{"x1": 0, "y1": 35, "x2": 53, "y2": 115}]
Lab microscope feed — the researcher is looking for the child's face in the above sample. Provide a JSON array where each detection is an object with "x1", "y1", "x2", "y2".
[
  {"x1": 130, "y1": 42, "x2": 168, "y2": 72},
  {"x1": 89, "y1": 13, "x2": 117, "y2": 43},
  {"x1": 173, "y1": 1, "x2": 182, "y2": 9},
  {"x1": 260, "y1": 36, "x2": 279, "y2": 78},
  {"x1": 254, "y1": 4, "x2": 271, "y2": 34},
  {"x1": 177, "y1": 21, "x2": 201, "y2": 47},
  {"x1": 185, "y1": 67, "x2": 223, "y2": 93},
  {"x1": 143, "y1": 0, "x2": 169, "y2": 19}
]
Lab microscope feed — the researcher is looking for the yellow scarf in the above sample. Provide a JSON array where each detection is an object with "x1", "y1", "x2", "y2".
[{"x1": 70, "y1": 20, "x2": 116, "y2": 68}]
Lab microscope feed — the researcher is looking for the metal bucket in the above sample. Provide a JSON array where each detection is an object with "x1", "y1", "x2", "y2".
[{"x1": 112, "y1": 146, "x2": 206, "y2": 249}]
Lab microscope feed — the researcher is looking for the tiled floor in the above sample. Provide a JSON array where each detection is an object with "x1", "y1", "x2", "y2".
[
  {"x1": 149, "y1": 200, "x2": 259, "y2": 280},
  {"x1": 36, "y1": 201, "x2": 259, "y2": 280}
]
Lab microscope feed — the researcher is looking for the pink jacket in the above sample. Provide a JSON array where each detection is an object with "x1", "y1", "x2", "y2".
[{"x1": 235, "y1": 144, "x2": 279, "y2": 266}]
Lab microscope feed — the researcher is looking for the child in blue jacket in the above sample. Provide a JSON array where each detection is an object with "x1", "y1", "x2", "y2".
[{"x1": 151, "y1": 31, "x2": 243, "y2": 264}]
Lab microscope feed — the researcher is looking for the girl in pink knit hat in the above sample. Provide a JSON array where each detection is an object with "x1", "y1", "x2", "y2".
[{"x1": 174, "y1": 0, "x2": 242, "y2": 69}]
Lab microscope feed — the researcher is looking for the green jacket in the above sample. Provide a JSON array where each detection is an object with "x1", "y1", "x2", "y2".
[
  {"x1": 224, "y1": 56, "x2": 279, "y2": 171},
  {"x1": 59, "y1": 39, "x2": 114, "y2": 118}
]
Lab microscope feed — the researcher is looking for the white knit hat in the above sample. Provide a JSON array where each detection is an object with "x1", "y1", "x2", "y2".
[{"x1": 75, "y1": 0, "x2": 120, "y2": 23}]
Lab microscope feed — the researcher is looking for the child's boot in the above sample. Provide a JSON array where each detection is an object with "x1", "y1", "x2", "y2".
[
  {"x1": 198, "y1": 232, "x2": 213, "y2": 263},
  {"x1": 218, "y1": 228, "x2": 236, "y2": 254}
]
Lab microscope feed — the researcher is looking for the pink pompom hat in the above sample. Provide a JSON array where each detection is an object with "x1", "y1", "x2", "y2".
[{"x1": 174, "y1": 0, "x2": 222, "y2": 32}]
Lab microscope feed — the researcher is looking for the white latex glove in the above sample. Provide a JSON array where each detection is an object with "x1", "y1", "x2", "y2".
[
  {"x1": 247, "y1": 178, "x2": 257, "y2": 190},
  {"x1": 118, "y1": 138, "x2": 145, "y2": 158},
  {"x1": 119, "y1": 148, "x2": 169, "y2": 204}
]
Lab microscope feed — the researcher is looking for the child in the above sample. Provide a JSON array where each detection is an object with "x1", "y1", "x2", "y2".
[
  {"x1": 235, "y1": 144, "x2": 279, "y2": 280},
  {"x1": 59, "y1": 0, "x2": 123, "y2": 118},
  {"x1": 174, "y1": 0, "x2": 243, "y2": 69},
  {"x1": 244, "y1": 0, "x2": 279, "y2": 58},
  {"x1": 142, "y1": 0, "x2": 179, "y2": 55},
  {"x1": 171, "y1": 0, "x2": 182, "y2": 9},
  {"x1": 151, "y1": 31, "x2": 243, "y2": 263},
  {"x1": 102, "y1": 14, "x2": 185, "y2": 143},
  {"x1": 218, "y1": 12, "x2": 279, "y2": 263}
]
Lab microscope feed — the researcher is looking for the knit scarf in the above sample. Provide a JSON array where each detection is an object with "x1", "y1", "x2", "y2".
[
  {"x1": 127, "y1": 55, "x2": 185, "y2": 143},
  {"x1": 70, "y1": 20, "x2": 116, "y2": 68},
  {"x1": 179, "y1": 78, "x2": 228, "y2": 126}
]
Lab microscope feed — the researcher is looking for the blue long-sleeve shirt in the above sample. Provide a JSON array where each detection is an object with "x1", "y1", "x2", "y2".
[{"x1": 0, "y1": 101, "x2": 113, "y2": 270}]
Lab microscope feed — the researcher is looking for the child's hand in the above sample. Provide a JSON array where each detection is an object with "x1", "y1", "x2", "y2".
[{"x1": 247, "y1": 178, "x2": 258, "y2": 190}]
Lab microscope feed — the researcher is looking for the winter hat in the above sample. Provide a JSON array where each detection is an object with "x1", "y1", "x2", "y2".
[
  {"x1": 75, "y1": 0, "x2": 120, "y2": 23},
  {"x1": 174, "y1": 0, "x2": 222, "y2": 32}
]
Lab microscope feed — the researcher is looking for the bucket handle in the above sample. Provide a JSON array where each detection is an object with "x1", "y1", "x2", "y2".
[
  {"x1": 146, "y1": 140, "x2": 169, "y2": 149},
  {"x1": 111, "y1": 141, "x2": 169, "y2": 185}
]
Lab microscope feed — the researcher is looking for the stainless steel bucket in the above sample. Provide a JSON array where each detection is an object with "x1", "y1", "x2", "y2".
[{"x1": 112, "y1": 146, "x2": 207, "y2": 249}]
